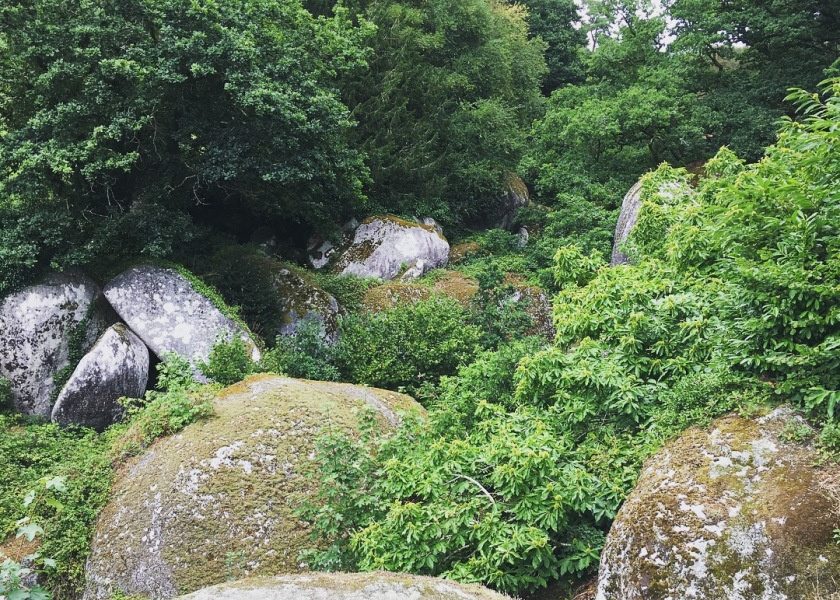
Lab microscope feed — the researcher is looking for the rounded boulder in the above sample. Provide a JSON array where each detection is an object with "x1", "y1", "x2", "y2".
[
  {"x1": 83, "y1": 375, "x2": 423, "y2": 600},
  {"x1": 596, "y1": 408, "x2": 840, "y2": 600},
  {"x1": 334, "y1": 216, "x2": 449, "y2": 281},
  {"x1": 103, "y1": 264, "x2": 261, "y2": 369},
  {"x1": 175, "y1": 572, "x2": 511, "y2": 600}
]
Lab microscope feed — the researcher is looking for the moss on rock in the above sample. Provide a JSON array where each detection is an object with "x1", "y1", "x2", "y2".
[
  {"x1": 83, "y1": 375, "x2": 423, "y2": 600},
  {"x1": 361, "y1": 271, "x2": 479, "y2": 312},
  {"x1": 174, "y1": 571, "x2": 512, "y2": 600},
  {"x1": 596, "y1": 408, "x2": 840, "y2": 600}
]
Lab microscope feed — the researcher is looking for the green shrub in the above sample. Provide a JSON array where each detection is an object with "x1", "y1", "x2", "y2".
[
  {"x1": 302, "y1": 79, "x2": 840, "y2": 596},
  {"x1": 0, "y1": 415, "x2": 111, "y2": 598},
  {"x1": 199, "y1": 338, "x2": 255, "y2": 386},
  {"x1": 260, "y1": 321, "x2": 341, "y2": 382},
  {"x1": 310, "y1": 272, "x2": 380, "y2": 314},
  {"x1": 111, "y1": 355, "x2": 215, "y2": 462},
  {"x1": 334, "y1": 296, "x2": 482, "y2": 394}
]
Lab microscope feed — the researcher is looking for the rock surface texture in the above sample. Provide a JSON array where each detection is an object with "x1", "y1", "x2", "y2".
[
  {"x1": 610, "y1": 180, "x2": 644, "y2": 266},
  {"x1": 335, "y1": 216, "x2": 449, "y2": 281},
  {"x1": 273, "y1": 267, "x2": 341, "y2": 341},
  {"x1": 175, "y1": 572, "x2": 511, "y2": 600},
  {"x1": 103, "y1": 265, "x2": 260, "y2": 368},
  {"x1": 51, "y1": 324, "x2": 149, "y2": 431},
  {"x1": 83, "y1": 375, "x2": 423, "y2": 600},
  {"x1": 0, "y1": 272, "x2": 108, "y2": 417},
  {"x1": 596, "y1": 408, "x2": 840, "y2": 600}
]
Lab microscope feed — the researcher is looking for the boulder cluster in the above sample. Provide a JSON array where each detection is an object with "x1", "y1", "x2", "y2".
[
  {"x1": 0, "y1": 264, "x2": 259, "y2": 430},
  {"x1": 0, "y1": 216, "x2": 458, "y2": 431}
]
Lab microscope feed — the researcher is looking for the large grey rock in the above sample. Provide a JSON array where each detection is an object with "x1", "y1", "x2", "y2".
[
  {"x1": 611, "y1": 177, "x2": 694, "y2": 265},
  {"x1": 83, "y1": 375, "x2": 424, "y2": 600},
  {"x1": 51, "y1": 324, "x2": 149, "y2": 431},
  {"x1": 0, "y1": 272, "x2": 108, "y2": 417},
  {"x1": 103, "y1": 265, "x2": 260, "y2": 370},
  {"x1": 596, "y1": 408, "x2": 840, "y2": 600},
  {"x1": 610, "y1": 180, "x2": 643, "y2": 266},
  {"x1": 175, "y1": 572, "x2": 511, "y2": 600},
  {"x1": 335, "y1": 216, "x2": 449, "y2": 281}
]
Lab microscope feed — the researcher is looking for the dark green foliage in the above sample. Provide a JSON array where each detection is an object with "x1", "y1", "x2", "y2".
[
  {"x1": 335, "y1": 296, "x2": 483, "y2": 394},
  {"x1": 0, "y1": 0, "x2": 369, "y2": 290},
  {"x1": 510, "y1": 0, "x2": 585, "y2": 92},
  {"x1": 196, "y1": 246, "x2": 285, "y2": 342},
  {"x1": 669, "y1": 0, "x2": 840, "y2": 160},
  {"x1": 0, "y1": 379, "x2": 11, "y2": 411},
  {"x1": 343, "y1": 0, "x2": 547, "y2": 223}
]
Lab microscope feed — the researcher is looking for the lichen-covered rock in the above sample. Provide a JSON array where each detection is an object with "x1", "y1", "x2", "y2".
[
  {"x1": 103, "y1": 265, "x2": 260, "y2": 370},
  {"x1": 51, "y1": 324, "x2": 149, "y2": 431},
  {"x1": 0, "y1": 272, "x2": 109, "y2": 417},
  {"x1": 596, "y1": 408, "x2": 840, "y2": 600},
  {"x1": 83, "y1": 375, "x2": 423, "y2": 600},
  {"x1": 175, "y1": 572, "x2": 511, "y2": 600},
  {"x1": 273, "y1": 267, "x2": 341, "y2": 341},
  {"x1": 334, "y1": 216, "x2": 449, "y2": 281},
  {"x1": 610, "y1": 177, "x2": 693, "y2": 265}
]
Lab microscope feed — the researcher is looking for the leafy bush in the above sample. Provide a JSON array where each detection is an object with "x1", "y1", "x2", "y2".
[
  {"x1": 199, "y1": 338, "x2": 255, "y2": 386},
  {"x1": 0, "y1": 416, "x2": 111, "y2": 598},
  {"x1": 335, "y1": 296, "x2": 483, "y2": 394},
  {"x1": 302, "y1": 79, "x2": 840, "y2": 595},
  {"x1": 260, "y1": 321, "x2": 341, "y2": 382},
  {"x1": 310, "y1": 271, "x2": 382, "y2": 314},
  {"x1": 111, "y1": 354, "x2": 215, "y2": 462}
]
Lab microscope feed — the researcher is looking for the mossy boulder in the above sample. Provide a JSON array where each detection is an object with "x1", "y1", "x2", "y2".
[
  {"x1": 596, "y1": 408, "x2": 840, "y2": 600},
  {"x1": 273, "y1": 267, "x2": 342, "y2": 342},
  {"x1": 83, "y1": 375, "x2": 423, "y2": 600},
  {"x1": 361, "y1": 271, "x2": 479, "y2": 312},
  {"x1": 0, "y1": 271, "x2": 110, "y2": 417},
  {"x1": 103, "y1": 265, "x2": 261, "y2": 371},
  {"x1": 334, "y1": 216, "x2": 450, "y2": 280},
  {"x1": 174, "y1": 572, "x2": 511, "y2": 600}
]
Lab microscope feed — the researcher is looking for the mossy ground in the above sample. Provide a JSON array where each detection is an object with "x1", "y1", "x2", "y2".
[{"x1": 362, "y1": 270, "x2": 479, "y2": 312}]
